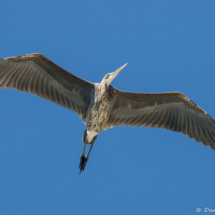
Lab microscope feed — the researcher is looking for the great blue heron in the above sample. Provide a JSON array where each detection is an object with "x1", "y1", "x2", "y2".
[{"x1": 0, "y1": 53, "x2": 214, "y2": 173}]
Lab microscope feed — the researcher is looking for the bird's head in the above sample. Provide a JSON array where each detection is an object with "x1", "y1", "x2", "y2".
[{"x1": 103, "y1": 63, "x2": 128, "y2": 86}]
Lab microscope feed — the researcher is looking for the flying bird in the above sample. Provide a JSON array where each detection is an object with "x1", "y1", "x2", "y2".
[{"x1": 0, "y1": 53, "x2": 215, "y2": 173}]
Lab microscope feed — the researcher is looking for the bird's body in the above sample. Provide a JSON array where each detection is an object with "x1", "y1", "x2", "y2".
[
  {"x1": 82, "y1": 81, "x2": 111, "y2": 145},
  {"x1": 86, "y1": 82, "x2": 110, "y2": 134},
  {"x1": 0, "y1": 53, "x2": 215, "y2": 173}
]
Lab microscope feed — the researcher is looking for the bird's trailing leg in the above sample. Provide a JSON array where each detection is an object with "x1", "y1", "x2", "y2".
[{"x1": 79, "y1": 131, "x2": 97, "y2": 173}]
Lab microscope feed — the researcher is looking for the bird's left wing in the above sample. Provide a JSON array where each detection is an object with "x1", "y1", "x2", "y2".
[
  {"x1": 107, "y1": 90, "x2": 215, "y2": 149},
  {"x1": 0, "y1": 54, "x2": 95, "y2": 122}
]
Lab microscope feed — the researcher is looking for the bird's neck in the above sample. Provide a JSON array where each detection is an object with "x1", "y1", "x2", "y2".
[{"x1": 95, "y1": 82, "x2": 108, "y2": 102}]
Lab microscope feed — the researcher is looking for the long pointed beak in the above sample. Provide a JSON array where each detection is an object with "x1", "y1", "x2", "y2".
[
  {"x1": 113, "y1": 63, "x2": 128, "y2": 77},
  {"x1": 107, "y1": 63, "x2": 128, "y2": 86}
]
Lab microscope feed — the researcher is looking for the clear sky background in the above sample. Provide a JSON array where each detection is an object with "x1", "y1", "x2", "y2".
[{"x1": 0, "y1": 1, "x2": 215, "y2": 214}]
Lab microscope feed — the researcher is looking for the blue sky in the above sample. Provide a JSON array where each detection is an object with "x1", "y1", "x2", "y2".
[{"x1": 0, "y1": 1, "x2": 215, "y2": 214}]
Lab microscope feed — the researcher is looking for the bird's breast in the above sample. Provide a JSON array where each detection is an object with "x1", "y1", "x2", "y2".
[{"x1": 86, "y1": 98, "x2": 110, "y2": 132}]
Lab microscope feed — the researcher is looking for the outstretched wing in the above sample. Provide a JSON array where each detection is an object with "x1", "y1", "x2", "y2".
[
  {"x1": 0, "y1": 54, "x2": 95, "y2": 122},
  {"x1": 108, "y1": 90, "x2": 215, "y2": 149}
]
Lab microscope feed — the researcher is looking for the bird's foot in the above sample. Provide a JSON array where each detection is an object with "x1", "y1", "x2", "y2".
[{"x1": 79, "y1": 154, "x2": 88, "y2": 173}]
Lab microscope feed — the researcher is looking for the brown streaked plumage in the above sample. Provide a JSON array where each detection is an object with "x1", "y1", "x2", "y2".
[{"x1": 0, "y1": 53, "x2": 215, "y2": 173}]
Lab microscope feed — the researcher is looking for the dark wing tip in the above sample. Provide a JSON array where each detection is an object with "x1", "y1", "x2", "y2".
[{"x1": 210, "y1": 144, "x2": 215, "y2": 150}]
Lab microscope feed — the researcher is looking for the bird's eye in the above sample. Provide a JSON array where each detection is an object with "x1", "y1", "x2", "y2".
[{"x1": 106, "y1": 74, "x2": 110, "y2": 79}]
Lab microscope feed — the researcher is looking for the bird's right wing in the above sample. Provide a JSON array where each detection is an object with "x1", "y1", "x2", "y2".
[
  {"x1": 0, "y1": 54, "x2": 95, "y2": 122},
  {"x1": 107, "y1": 90, "x2": 215, "y2": 149}
]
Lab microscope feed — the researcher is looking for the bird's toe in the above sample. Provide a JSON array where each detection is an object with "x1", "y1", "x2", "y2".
[{"x1": 79, "y1": 155, "x2": 88, "y2": 173}]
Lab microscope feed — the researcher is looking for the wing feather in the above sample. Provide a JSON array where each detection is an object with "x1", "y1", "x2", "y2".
[
  {"x1": 108, "y1": 90, "x2": 215, "y2": 149},
  {"x1": 0, "y1": 54, "x2": 95, "y2": 122},
  {"x1": 176, "y1": 106, "x2": 182, "y2": 132},
  {"x1": 145, "y1": 112, "x2": 156, "y2": 127},
  {"x1": 157, "y1": 108, "x2": 168, "y2": 128}
]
